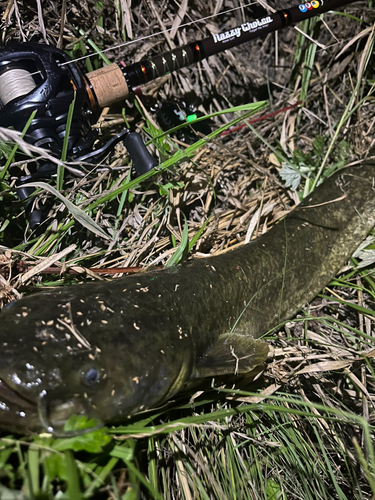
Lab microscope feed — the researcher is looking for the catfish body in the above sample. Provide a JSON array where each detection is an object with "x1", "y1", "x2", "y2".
[{"x1": 0, "y1": 161, "x2": 374, "y2": 433}]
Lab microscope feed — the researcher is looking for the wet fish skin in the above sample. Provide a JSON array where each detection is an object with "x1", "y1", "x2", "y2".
[{"x1": 0, "y1": 160, "x2": 374, "y2": 433}]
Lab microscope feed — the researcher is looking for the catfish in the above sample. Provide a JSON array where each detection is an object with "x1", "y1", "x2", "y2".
[{"x1": 0, "y1": 160, "x2": 374, "y2": 433}]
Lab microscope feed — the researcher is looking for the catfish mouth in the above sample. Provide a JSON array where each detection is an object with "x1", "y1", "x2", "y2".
[
  {"x1": 0, "y1": 378, "x2": 37, "y2": 410},
  {"x1": 0, "y1": 378, "x2": 78, "y2": 433},
  {"x1": 0, "y1": 378, "x2": 97, "y2": 435},
  {"x1": 0, "y1": 378, "x2": 39, "y2": 432}
]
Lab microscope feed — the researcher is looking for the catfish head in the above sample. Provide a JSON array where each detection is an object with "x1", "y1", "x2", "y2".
[{"x1": 0, "y1": 283, "x2": 195, "y2": 434}]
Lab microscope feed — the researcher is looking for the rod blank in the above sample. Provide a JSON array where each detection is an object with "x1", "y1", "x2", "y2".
[{"x1": 86, "y1": 0, "x2": 358, "y2": 106}]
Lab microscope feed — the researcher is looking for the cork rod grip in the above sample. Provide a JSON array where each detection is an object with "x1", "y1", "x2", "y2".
[{"x1": 86, "y1": 63, "x2": 129, "y2": 107}]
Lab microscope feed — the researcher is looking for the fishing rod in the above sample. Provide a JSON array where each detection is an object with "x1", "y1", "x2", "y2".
[
  {"x1": 86, "y1": 0, "x2": 359, "y2": 106},
  {"x1": 0, "y1": 0, "x2": 359, "y2": 227}
]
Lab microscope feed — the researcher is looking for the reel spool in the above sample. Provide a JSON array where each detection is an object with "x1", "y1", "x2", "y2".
[
  {"x1": 0, "y1": 43, "x2": 96, "y2": 157},
  {"x1": 0, "y1": 67, "x2": 37, "y2": 105}
]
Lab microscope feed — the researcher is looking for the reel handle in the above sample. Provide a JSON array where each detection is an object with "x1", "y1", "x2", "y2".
[
  {"x1": 76, "y1": 129, "x2": 158, "y2": 176},
  {"x1": 123, "y1": 132, "x2": 158, "y2": 175}
]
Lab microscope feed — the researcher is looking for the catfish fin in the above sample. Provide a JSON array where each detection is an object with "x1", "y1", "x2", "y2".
[{"x1": 194, "y1": 333, "x2": 268, "y2": 378}]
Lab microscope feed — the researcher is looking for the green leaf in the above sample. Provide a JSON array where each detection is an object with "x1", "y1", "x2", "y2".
[
  {"x1": 53, "y1": 416, "x2": 111, "y2": 453},
  {"x1": 57, "y1": 92, "x2": 77, "y2": 190},
  {"x1": 0, "y1": 110, "x2": 38, "y2": 182},
  {"x1": 165, "y1": 214, "x2": 189, "y2": 267},
  {"x1": 65, "y1": 449, "x2": 83, "y2": 500},
  {"x1": 266, "y1": 479, "x2": 285, "y2": 500},
  {"x1": 188, "y1": 215, "x2": 212, "y2": 253},
  {"x1": 157, "y1": 181, "x2": 185, "y2": 196},
  {"x1": 279, "y1": 162, "x2": 302, "y2": 191},
  {"x1": 20, "y1": 181, "x2": 111, "y2": 240},
  {"x1": 110, "y1": 444, "x2": 134, "y2": 462},
  {"x1": 43, "y1": 452, "x2": 67, "y2": 483}
]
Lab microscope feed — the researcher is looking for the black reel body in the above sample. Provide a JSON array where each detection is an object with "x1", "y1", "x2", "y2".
[
  {"x1": 0, "y1": 42, "x2": 157, "y2": 228},
  {"x1": 0, "y1": 43, "x2": 96, "y2": 158},
  {"x1": 0, "y1": 43, "x2": 98, "y2": 227}
]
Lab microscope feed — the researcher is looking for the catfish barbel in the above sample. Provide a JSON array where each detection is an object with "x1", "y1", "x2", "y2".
[{"x1": 0, "y1": 160, "x2": 374, "y2": 433}]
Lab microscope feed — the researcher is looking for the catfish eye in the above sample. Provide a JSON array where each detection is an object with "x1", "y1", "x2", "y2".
[{"x1": 83, "y1": 368, "x2": 100, "y2": 386}]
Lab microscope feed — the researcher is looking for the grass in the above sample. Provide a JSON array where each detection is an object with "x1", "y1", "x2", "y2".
[
  {"x1": 0, "y1": 385, "x2": 373, "y2": 498},
  {"x1": 0, "y1": 1, "x2": 374, "y2": 499}
]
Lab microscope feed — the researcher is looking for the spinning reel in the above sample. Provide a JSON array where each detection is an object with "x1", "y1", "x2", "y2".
[{"x1": 0, "y1": 43, "x2": 156, "y2": 228}]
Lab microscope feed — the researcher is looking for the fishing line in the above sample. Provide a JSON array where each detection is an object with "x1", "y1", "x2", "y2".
[
  {"x1": 58, "y1": 1, "x2": 259, "y2": 67},
  {"x1": 59, "y1": 0, "x2": 345, "y2": 68},
  {"x1": 0, "y1": 68, "x2": 37, "y2": 105}
]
